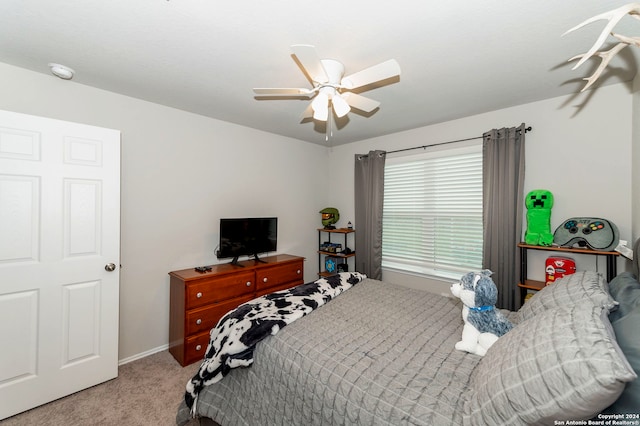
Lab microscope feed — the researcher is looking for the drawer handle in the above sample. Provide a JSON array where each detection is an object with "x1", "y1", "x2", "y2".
[
  {"x1": 196, "y1": 292, "x2": 203, "y2": 298},
  {"x1": 196, "y1": 319, "x2": 202, "y2": 325},
  {"x1": 297, "y1": 269, "x2": 301, "y2": 274},
  {"x1": 263, "y1": 277, "x2": 268, "y2": 283},
  {"x1": 195, "y1": 345, "x2": 202, "y2": 351},
  {"x1": 246, "y1": 281, "x2": 251, "y2": 287}
]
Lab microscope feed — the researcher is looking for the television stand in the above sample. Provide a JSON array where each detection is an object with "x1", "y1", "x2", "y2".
[
  {"x1": 168, "y1": 254, "x2": 305, "y2": 366},
  {"x1": 252, "y1": 254, "x2": 268, "y2": 263}
]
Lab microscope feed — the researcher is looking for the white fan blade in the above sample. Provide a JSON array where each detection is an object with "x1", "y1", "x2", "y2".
[
  {"x1": 291, "y1": 44, "x2": 329, "y2": 84},
  {"x1": 341, "y1": 59, "x2": 401, "y2": 89},
  {"x1": 253, "y1": 88, "x2": 313, "y2": 96},
  {"x1": 341, "y1": 92, "x2": 380, "y2": 113}
]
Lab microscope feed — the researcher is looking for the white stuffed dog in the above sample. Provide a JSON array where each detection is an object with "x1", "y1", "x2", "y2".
[{"x1": 450, "y1": 269, "x2": 513, "y2": 356}]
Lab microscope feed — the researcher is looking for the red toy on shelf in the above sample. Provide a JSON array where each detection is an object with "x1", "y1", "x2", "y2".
[{"x1": 545, "y1": 256, "x2": 576, "y2": 286}]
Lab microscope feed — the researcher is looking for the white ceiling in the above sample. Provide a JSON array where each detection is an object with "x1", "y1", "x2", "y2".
[{"x1": 1, "y1": 1, "x2": 638, "y2": 146}]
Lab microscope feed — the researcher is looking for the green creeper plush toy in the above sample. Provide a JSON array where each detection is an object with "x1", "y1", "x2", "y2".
[{"x1": 524, "y1": 189, "x2": 554, "y2": 246}]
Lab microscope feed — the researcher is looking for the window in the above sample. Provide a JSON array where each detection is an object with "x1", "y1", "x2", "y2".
[{"x1": 382, "y1": 144, "x2": 483, "y2": 280}]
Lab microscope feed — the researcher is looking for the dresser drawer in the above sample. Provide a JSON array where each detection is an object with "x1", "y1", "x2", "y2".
[
  {"x1": 184, "y1": 332, "x2": 211, "y2": 366},
  {"x1": 186, "y1": 271, "x2": 255, "y2": 309},
  {"x1": 255, "y1": 281, "x2": 300, "y2": 298},
  {"x1": 256, "y1": 260, "x2": 304, "y2": 291},
  {"x1": 185, "y1": 294, "x2": 255, "y2": 336}
]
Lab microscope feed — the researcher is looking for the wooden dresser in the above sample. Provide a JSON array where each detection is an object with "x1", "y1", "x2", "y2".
[{"x1": 168, "y1": 254, "x2": 305, "y2": 366}]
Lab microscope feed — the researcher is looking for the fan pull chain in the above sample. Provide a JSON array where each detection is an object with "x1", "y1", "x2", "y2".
[{"x1": 325, "y1": 106, "x2": 331, "y2": 142}]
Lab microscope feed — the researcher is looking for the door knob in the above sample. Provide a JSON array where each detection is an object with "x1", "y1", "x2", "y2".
[{"x1": 105, "y1": 263, "x2": 116, "y2": 272}]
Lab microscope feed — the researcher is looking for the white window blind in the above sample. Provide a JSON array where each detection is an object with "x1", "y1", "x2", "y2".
[{"x1": 382, "y1": 144, "x2": 483, "y2": 279}]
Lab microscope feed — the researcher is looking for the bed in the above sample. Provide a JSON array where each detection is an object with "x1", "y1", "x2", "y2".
[{"x1": 176, "y1": 264, "x2": 640, "y2": 425}]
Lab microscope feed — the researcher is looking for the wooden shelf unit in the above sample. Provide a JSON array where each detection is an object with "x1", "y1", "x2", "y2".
[
  {"x1": 517, "y1": 243, "x2": 619, "y2": 305},
  {"x1": 317, "y1": 228, "x2": 356, "y2": 277}
]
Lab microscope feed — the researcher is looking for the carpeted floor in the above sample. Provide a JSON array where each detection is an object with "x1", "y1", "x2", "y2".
[{"x1": 0, "y1": 351, "x2": 200, "y2": 426}]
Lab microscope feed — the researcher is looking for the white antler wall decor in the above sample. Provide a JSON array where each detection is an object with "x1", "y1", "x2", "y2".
[{"x1": 564, "y1": 2, "x2": 640, "y2": 92}]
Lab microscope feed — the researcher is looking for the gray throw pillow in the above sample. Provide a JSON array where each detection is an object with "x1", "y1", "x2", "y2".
[
  {"x1": 517, "y1": 271, "x2": 617, "y2": 322},
  {"x1": 463, "y1": 305, "x2": 636, "y2": 425},
  {"x1": 602, "y1": 271, "x2": 640, "y2": 414},
  {"x1": 607, "y1": 272, "x2": 640, "y2": 322}
]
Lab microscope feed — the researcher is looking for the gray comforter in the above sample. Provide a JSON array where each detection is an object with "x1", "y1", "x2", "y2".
[{"x1": 177, "y1": 278, "x2": 512, "y2": 425}]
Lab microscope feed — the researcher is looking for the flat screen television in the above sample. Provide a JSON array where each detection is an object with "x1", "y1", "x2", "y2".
[{"x1": 216, "y1": 217, "x2": 277, "y2": 265}]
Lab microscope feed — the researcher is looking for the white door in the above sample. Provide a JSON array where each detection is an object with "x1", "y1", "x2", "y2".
[{"x1": 0, "y1": 110, "x2": 120, "y2": 420}]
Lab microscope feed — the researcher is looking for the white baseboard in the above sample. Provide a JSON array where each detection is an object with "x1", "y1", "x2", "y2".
[{"x1": 118, "y1": 343, "x2": 169, "y2": 366}]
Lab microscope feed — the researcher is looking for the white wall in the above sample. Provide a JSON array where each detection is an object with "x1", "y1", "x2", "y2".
[
  {"x1": 0, "y1": 62, "x2": 329, "y2": 361},
  {"x1": 327, "y1": 83, "x2": 634, "y2": 294}
]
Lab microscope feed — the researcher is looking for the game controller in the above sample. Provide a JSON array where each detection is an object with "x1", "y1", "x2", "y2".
[
  {"x1": 553, "y1": 217, "x2": 619, "y2": 251},
  {"x1": 195, "y1": 266, "x2": 212, "y2": 273}
]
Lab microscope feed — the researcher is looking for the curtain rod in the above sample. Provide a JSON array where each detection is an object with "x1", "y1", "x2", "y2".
[{"x1": 385, "y1": 126, "x2": 532, "y2": 155}]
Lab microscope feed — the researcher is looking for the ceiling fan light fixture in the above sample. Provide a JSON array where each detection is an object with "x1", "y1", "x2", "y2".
[
  {"x1": 313, "y1": 106, "x2": 329, "y2": 121},
  {"x1": 311, "y1": 92, "x2": 329, "y2": 121},
  {"x1": 253, "y1": 45, "x2": 401, "y2": 128},
  {"x1": 332, "y1": 94, "x2": 350, "y2": 118}
]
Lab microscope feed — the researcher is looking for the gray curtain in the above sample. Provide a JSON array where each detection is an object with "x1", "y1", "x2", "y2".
[
  {"x1": 633, "y1": 237, "x2": 640, "y2": 279},
  {"x1": 354, "y1": 150, "x2": 386, "y2": 280},
  {"x1": 482, "y1": 123, "x2": 526, "y2": 310}
]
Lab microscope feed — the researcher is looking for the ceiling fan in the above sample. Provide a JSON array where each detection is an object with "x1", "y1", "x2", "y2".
[{"x1": 253, "y1": 45, "x2": 401, "y2": 122}]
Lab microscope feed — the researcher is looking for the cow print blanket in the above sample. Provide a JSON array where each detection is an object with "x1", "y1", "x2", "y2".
[{"x1": 184, "y1": 271, "x2": 367, "y2": 413}]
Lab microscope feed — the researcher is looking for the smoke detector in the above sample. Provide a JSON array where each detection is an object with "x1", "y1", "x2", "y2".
[{"x1": 48, "y1": 63, "x2": 75, "y2": 80}]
